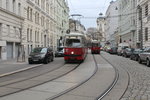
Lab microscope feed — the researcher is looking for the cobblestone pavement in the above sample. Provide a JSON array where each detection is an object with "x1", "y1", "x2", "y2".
[{"x1": 101, "y1": 52, "x2": 150, "y2": 100}]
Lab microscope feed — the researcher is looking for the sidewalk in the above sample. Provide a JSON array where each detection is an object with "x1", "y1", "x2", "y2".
[
  {"x1": 0, "y1": 58, "x2": 28, "y2": 65},
  {"x1": 0, "y1": 58, "x2": 41, "y2": 76}
]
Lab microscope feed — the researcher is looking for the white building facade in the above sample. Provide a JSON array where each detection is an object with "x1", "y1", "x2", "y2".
[
  {"x1": 0, "y1": 0, "x2": 69, "y2": 60},
  {"x1": 97, "y1": 17, "x2": 106, "y2": 46},
  {"x1": 0, "y1": 0, "x2": 24, "y2": 60},
  {"x1": 137, "y1": 0, "x2": 150, "y2": 48},
  {"x1": 105, "y1": 1, "x2": 119, "y2": 47},
  {"x1": 118, "y1": 0, "x2": 137, "y2": 48}
]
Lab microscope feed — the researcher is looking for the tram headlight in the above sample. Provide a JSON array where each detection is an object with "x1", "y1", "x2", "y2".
[{"x1": 71, "y1": 51, "x2": 74, "y2": 54}]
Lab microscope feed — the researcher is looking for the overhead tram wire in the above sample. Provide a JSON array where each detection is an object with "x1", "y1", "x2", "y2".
[{"x1": 81, "y1": 12, "x2": 138, "y2": 19}]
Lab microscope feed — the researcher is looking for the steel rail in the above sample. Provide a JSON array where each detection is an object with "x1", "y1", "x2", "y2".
[
  {"x1": 46, "y1": 55, "x2": 98, "y2": 100},
  {"x1": 96, "y1": 55, "x2": 119, "y2": 100},
  {"x1": 0, "y1": 63, "x2": 79, "y2": 97}
]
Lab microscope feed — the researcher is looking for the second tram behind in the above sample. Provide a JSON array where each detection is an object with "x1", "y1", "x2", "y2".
[
  {"x1": 64, "y1": 32, "x2": 87, "y2": 63},
  {"x1": 91, "y1": 40, "x2": 101, "y2": 54}
]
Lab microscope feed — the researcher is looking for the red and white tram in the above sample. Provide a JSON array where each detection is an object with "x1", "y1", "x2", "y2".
[
  {"x1": 64, "y1": 32, "x2": 87, "y2": 63},
  {"x1": 91, "y1": 40, "x2": 101, "y2": 54}
]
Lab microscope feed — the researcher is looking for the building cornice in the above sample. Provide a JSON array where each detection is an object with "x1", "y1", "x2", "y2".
[
  {"x1": 138, "y1": 0, "x2": 149, "y2": 6},
  {"x1": 0, "y1": 7, "x2": 24, "y2": 20}
]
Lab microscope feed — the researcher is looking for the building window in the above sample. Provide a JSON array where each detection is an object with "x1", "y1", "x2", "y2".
[
  {"x1": 35, "y1": 31, "x2": 37, "y2": 42},
  {"x1": 37, "y1": 31, "x2": 39, "y2": 42},
  {"x1": 18, "y1": 3, "x2": 21, "y2": 15},
  {"x1": 41, "y1": 16, "x2": 45, "y2": 26},
  {"x1": 145, "y1": 27, "x2": 148, "y2": 41},
  {"x1": 0, "y1": 23, "x2": 2, "y2": 35},
  {"x1": 41, "y1": 33, "x2": 43, "y2": 43},
  {"x1": 13, "y1": 27, "x2": 16, "y2": 37},
  {"x1": 30, "y1": 8, "x2": 33, "y2": 21},
  {"x1": 27, "y1": 7, "x2": 33, "y2": 21},
  {"x1": 145, "y1": 4, "x2": 148, "y2": 17},
  {"x1": 35, "y1": 12, "x2": 39, "y2": 24},
  {"x1": 30, "y1": 29, "x2": 32, "y2": 42},
  {"x1": 138, "y1": 30, "x2": 141, "y2": 41},
  {"x1": 27, "y1": 7, "x2": 30, "y2": 20},
  {"x1": 41, "y1": 0, "x2": 45, "y2": 10},
  {"x1": 46, "y1": 19, "x2": 49, "y2": 29},
  {"x1": 46, "y1": 3, "x2": 49, "y2": 13},
  {"x1": 27, "y1": 28, "x2": 29, "y2": 41},
  {"x1": 6, "y1": 0, "x2": 9, "y2": 10},
  {"x1": 13, "y1": 0, "x2": 16, "y2": 13},
  {"x1": 35, "y1": 0, "x2": 40, "y2": 5},
  {"x1": 7, "y1": 25, "x2": 10, "y2": 35}
]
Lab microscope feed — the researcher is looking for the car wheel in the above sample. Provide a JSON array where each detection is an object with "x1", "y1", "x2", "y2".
[
  {"x1": 130, "y1": 56, "x2": 132, "y2": 60},
  {"x1": 51, "y1": 56, "x2": 54, "y2": 62},
  {"x1": 44, "y1": 58, "x2": 49, "y2": 64},
  {"x1": 28, "y1": 61, "x2": 33, "y2": 64},
  {"x1": 146, "y1": 59, "x2": 150, "y2": 67},
  {"x1": 138, "y1": 57, "x2": 142, "y2": 64},
  {"x1": 135, "y1": 56, "x2": 138, "y2": 61}
]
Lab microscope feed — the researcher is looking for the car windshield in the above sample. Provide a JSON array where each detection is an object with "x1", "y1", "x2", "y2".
[
  {"x1": 133, "y1": 49, "x2": 142, "y2": 53},
  {"x1": 65, "y1": 39, "x2": 81, "y2": 47},
  {"x1": 31, "y1": 48, "x2": 47, "y2": 53},
  {"x1": 58, "y1": 48, "x2": 63, "y2": 51}
]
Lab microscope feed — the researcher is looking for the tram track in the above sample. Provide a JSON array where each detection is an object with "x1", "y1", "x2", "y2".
[
  {"x1": 47, "y1": 54, "x2": 98, "y2": 100},
  {"x1": 98, "y1": 53, "x2": 129, "y2": 100},
  {"x1": 0, "y1": 53, "x2": 128, "y2": 100},
  {"x1": 0, "y1": 59, "x2": 79, "y2": 97},
  {"x1": 96, "y1": 55, "x2": 120, "y2": 100},
  {"x1": 52, "y1": 54, "x2": 120, "y2": 100}
]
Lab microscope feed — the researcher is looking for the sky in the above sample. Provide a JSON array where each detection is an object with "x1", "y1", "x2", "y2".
[{"x1": 67, "y1": 0, "x2": 114, "y2": 29}]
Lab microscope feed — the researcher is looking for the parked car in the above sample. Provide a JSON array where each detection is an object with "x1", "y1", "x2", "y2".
[
  {"x1": 138, "y1": 47, "x2": 150, "y2": 67},
  {"x1": 55, "y1": 47, "x2": 64, "y2": 57},
  {"x1": 28, "y1": 47, "x2": 54, "y2": 64},
  {"x1": 108, "y1": 47, "x2": 118, "y2": 54},
  {"x1": 55, "y1": 48, "x2": 64, "y2": 57},
  {"x1": 130, "y1": 49, "x2": 143, "y2": 61},
  {"x1": 117, "y1": 43, "x2": 129, "y2": 56},
  {"x1": 122, "y1": 48, "x2": 134, "y2": 57}
]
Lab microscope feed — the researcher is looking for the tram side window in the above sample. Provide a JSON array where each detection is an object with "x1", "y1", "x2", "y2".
[
  {"x1": 66, "y1": 39, "x2": 81, "y2": 47},
  {"x1": 92, "y1": 43, "x2": 99, "y2": 47}
]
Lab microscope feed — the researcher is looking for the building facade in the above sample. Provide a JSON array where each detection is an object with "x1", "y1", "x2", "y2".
[
  {"x1": 118, "y1": 0, "x2": 137, "y2": 48},
  {"x1": 137, "y1": 0, "x2": 150, "y2": 48},
  {"x1": 69, "y1": 19, "x2": 86, "y2": 34},
  {"x1": 105, "y1": 1, "x2": 119, "y2": 47},
  {"x1": 0, "y1": 0, "x2": 24, "y2": 60},
  {"x1": 97, "y1": 17, "x2": 106, "y2": 46},
  {"x1": 0, "y1": 0, "x2": 69, "y2": 60}
]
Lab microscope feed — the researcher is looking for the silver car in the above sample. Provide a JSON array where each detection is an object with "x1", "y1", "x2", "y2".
[{"x1": 138, "y1": 47, "x2": 150, "y2": 67}]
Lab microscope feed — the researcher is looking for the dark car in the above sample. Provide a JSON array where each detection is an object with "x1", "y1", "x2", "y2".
[
  {"x1": 130, "y1": 49, "x2": 143, "y2": 61},
  {"x1": 28, "y1": 47, "x2": 54, "y2": 64},
  {"x1": 108, "y1": 47, "x2": 118, "y2": 54},
  {"x1": 138, "y1": 47, "x2": 150, "y2": 67},
  {"x1": 122, "y1": 48, "x2": 134, "y2": 57}
]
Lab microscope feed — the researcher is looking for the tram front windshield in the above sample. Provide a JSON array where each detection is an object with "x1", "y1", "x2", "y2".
[{"x1": 65, "y1": 39, "x2": 81, "y2": 47}]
